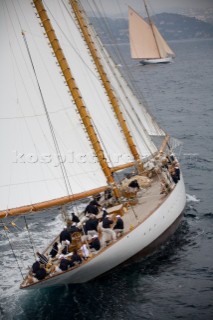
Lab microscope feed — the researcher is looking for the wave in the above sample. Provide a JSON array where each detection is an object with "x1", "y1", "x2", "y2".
[
  {"x1": 203, "y1": 212, "x2": 213, "y2": 218},
  {"x1": 186, "y1": 194, "x2": 200, "y2": 203}
]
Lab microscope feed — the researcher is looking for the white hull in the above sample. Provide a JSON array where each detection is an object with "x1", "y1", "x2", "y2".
[
  {"x1": 23, "y1": 176, "x2": 186, "y2": 290},
  {"x1": 140, "y1": 57, "x2": 173, "y2": 65}
]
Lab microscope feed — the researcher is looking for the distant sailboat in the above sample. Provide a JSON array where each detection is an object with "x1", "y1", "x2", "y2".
[
  {"x1": 0, "y1": 0, "x2": 185, "y2": 290},
  {"x1": 128, "y1": 1, "x2": 176, "y2": 65}
]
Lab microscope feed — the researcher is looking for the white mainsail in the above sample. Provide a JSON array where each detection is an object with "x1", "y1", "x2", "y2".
[
  {"x1": 43, "y1": 0, "x2": 136, "y2": 167},
  {"x1": 0, "y1": 0, "x2": 109, "y2": 211},
  {"x1": 88, "y1": 34, "x2": 160, "y2": 157},
  {"x1": 92, "y1": 39, "x2": 166, "y2": 136},
  {"x1": 128, "y1": 6, "x2": 175, "y2": 60}
]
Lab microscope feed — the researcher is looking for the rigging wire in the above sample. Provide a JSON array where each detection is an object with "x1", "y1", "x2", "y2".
[
  {"x1": 21, "y1": 31, "x2": 74, "y2": 206},
  {"x1": 3, "y1": 223, "x2": 24, "y2": 279},
  {"x1": 23, "y1": 216, "x2": 36, "y2": 259},
  {"x1": 3, "y1": 0, "x2": 69, "y2": 204},
  {"x1": 16, "y1": 2, "x2": 103, "y2": 214}
]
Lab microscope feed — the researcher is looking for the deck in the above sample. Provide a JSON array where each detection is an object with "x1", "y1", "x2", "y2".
[
  {"x1": 21, "y1": 175, "x2": 169, "y2": 288},
  {"x1": 122, "y1": 176, "x2": 164, "y2": 230}
]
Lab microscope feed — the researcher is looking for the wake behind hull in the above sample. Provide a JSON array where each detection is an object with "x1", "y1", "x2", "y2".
[{"x1": 22, "y1": 176, "x2": 186, "y2": 290}]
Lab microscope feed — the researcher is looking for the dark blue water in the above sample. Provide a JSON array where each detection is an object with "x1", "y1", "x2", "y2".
[{"x1": 0, "y1": 39, "x2": 213, "y2": 320}]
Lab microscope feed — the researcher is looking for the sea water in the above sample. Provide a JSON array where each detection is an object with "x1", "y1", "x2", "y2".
[{"x1": 0, "y1": 39, "x2": 212, "y2": 320}]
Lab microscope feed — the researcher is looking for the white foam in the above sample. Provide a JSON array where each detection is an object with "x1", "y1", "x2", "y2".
[{"x1": 186, "y1": 194, "x2": 200, "y2": 203}]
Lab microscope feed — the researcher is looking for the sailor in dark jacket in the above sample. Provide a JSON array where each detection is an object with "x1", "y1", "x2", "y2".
[
  {"x1": 32, "y1": 259, "x2": 40, "y2": 274},
  {"x1": 102, "y1": 215, "x2": 113, "y2": 229},
  {"x1": 84, "y1": 215, "x2": 99, "y2": 236},
  {"x1": 59, "y1": 226, "x2": 72, "y2": 243},
  {"x1": 68, "y1": 222, "x2": 80, "y2": 235},
  {"x1": 49, "y1": 242, "x2": 58, "y2": 258},
  {"x1": 84, "y1": 199, "x2": 101, "y2": 215},
  {"x1": 171, "y1": 170, "x2": 178, "y2": 184},
  {"x1": 128, "y1": 179, "x2": 140, "y2": 190},
  {"x1": 102, "y1": 207, "x2": 108, "y2": 219},
  {"x1": 102, "y1": 215, "x2": 116, "y2": 242},
  {"x1": 61, "y1": 240, "x2": 70, "y2": 255},
  {"x1": 59, "y1": 256, "x2": 74, "y2": 271},
  {"x1": 89, "y1": 235, "x2": 101, "y2": 251},
  {"x1": 71, "y1": 212, "x2": 80, "y2": 223},
  {"x1": 113, "y1": 215, "x2": 124, "y2": 237},
  {"x1": 113, "y1": 215, "x2": 124, "y2": 230},
  {"x1": 71, "y1": 249, "x2": 82, "y2": 264},
  {"x1": 174, "y1": 163, "x2": 180, "y2": 181},
  {"x1": 35, "y1": 267, "x2": 47, "y2": 280}
]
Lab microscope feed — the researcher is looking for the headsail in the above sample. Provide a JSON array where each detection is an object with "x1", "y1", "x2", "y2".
[{"x1": 152, "y1": 24, "x2": 176, "y2": 58}]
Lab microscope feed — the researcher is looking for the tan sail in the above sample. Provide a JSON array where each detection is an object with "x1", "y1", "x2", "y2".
[
  {"x1": 128, "y1": 6, "x2": 175, "y2": 60},
  {"x1": 152, "y1": 24, "x2": 176, "y2": 58}
]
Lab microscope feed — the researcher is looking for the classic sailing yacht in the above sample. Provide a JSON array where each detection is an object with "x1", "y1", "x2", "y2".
[
  {"x1": 128, "y1": 1, "x2": 176, "y2": 64},
  {"x1": 0, "y1": 0, "x2": 185, "y2": 290}
]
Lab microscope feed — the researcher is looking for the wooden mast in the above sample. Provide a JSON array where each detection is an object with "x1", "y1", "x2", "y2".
[
  {"x1": 33, "y1": 0, "x2": 120, "y2": 198},
  {"x1": 70, "y1": 0, "x2": 143, "y2": 171}
]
